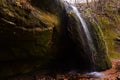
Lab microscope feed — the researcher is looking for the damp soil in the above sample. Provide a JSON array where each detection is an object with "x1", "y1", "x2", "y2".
[{"x1": 6, "y1": 58, "x2": 120, "y2": 80}]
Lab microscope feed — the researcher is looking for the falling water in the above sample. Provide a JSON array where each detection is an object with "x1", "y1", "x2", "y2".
[
  {"x1": 71, "y1": 5, "x2": 96, "y2": 71},
  {"x1": 64, "y1": 1, "x2": 96, "y2": 71},
  {"x1": 71, "y1": 5, "x2": 95, "y2": 50}
]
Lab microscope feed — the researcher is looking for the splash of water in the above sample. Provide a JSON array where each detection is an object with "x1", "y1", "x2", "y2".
[
  {"x1": 86, "y1": 72, "x2": 105, "y2": 78},
  {"x1": 64, "y1": 0, "x2": 92, "y2": 3}
]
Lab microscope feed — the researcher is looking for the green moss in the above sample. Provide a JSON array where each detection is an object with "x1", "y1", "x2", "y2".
[
  {"x1": 96, "y1": 11, "x2": 120, "y2": 58},
  {"x1": 91, "y1": 22, "x2": 112, "y2": 70},
  {"x1": 109, "y1": 52, "x2": 120, "y2": 59}
]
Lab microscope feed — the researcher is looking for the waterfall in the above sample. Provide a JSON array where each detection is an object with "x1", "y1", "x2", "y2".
[
  {"x1": 71, "y1": 5, "x2": 96, "y2": 71},
  {"x1": 64, "y1": 1, "x2": 96, "y2": 71},
  {"x1": 71, "y1": 5, "x2": 95, "y2": 51}
]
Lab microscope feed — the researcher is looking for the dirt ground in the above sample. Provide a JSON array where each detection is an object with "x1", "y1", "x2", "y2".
[
  {"x1": 55, "y1": 58, "x2": 120, "y2": 80},
  {"x1": 7, "y1": 58, "x2": 120, "y2": 80},
  {"x1": 80, "y1": 58, "x2": 120, "y2": 80},
  {"x1": 101, "y1": 58, "x2": 120, "y2": 80}
]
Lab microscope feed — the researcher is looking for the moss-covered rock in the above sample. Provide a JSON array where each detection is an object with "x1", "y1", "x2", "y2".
[
  {"x1": 0, "y1": 0, "x2": 59, "y2": 78},
  {"x1": 84, "y1": 17, "x2": 112, "y2": 71},
  {"x1": 66, "y1": 8, "x2": 112, "y2": 71},
  {"x1": 50, "y1": 2, "x2": 112, "y2": 72},
  {"x1": 0, "y1": 0, "x2": 112, "y2": 78}
]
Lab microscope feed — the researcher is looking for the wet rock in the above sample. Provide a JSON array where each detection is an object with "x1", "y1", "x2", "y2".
[{"x1": 0, "y1": 0, "x2": 111, "y2": 78}]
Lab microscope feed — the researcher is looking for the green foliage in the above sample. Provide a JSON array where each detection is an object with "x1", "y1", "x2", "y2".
[
  {"x1": 109, "y1": 52, "x2": 120, "y2": 59},
  {"x1": 96, "y1": 12, "x2": 120, "y2": 58}
]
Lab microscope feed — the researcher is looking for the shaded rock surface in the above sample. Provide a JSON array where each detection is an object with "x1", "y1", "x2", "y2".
[
  {"x1": 0, "y1": 0, "x2": 111, "y2": 79},
  {"x1": 0, "y1": 0, "x2": 58, "y2": 78}
]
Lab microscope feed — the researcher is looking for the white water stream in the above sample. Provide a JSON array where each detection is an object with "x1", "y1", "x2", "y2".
[
  {"x1": 70, "y1": 5, "x2": 96, "y2": 71},
  {"x1": 64, "y1": 2, "x2": 105, "y2": 77},
  {"x1": 62, "y1": 0, "x2": 105, "y2": 77}
]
